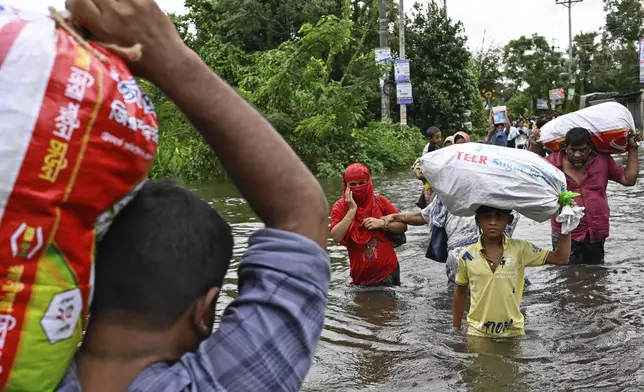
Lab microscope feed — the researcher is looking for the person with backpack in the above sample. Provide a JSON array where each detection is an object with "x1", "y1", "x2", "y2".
[{"x1": 330, "y1": 163, "x2": 408, "y2": 286}]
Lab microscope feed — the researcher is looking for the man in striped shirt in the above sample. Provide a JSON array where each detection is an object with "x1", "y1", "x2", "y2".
[{"x1": 56, "y1": 0, "x2": 331, "y2": 390}]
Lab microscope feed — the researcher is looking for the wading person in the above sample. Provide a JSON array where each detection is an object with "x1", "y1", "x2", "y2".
[
  {"x1": 453, "y1": 206, "x2": 571, "y2": 337},
  {"x1": 330, "y1": 164, "x2": 408, "y2": 286},
  {"x1": 385, "y1": 201, "x2": 520, "y2": 291},
  {"x1": 529, "y1": 127, "x2": 640, "y2": 264},
  {"x1": 58, "y1": 0, "x2": 330, "y2": 390}
]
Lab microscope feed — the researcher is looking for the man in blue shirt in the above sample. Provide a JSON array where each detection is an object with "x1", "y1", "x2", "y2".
[
  {"x1": 57, "y1": 0, "x2": 331, "y2": 391},
  {"x1": 487, "y1": 110, "x2": 510, "y2": 146}
]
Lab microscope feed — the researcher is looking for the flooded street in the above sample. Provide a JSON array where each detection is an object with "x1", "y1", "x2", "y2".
[{"x1": 196, "y1": 156, "x2": 644, "y2": 392}]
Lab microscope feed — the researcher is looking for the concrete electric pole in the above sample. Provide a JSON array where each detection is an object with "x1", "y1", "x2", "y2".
[
  {"x1": 379, "y1": 0, "x2": 390, "y2": 120},
  {"x1": 556, "y1": 0, "x2": 583, "y2": 83},
  {"x1": 398, "y1": 0, "x2": 406, "y2": 125}
]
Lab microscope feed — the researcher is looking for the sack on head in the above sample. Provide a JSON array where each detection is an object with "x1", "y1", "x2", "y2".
[{"x1": 419, "y1": 143, "x2": 570, "y2": 222}]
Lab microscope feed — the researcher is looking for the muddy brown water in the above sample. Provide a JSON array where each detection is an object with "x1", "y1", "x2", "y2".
[{"x1": 195, "y1": 156, "x2": 644, "y2": 392}]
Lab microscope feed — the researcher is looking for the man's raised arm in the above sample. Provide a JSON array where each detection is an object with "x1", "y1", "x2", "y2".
[{"x1": 67, "y1": 0, "x2": 329, "y2": 248}]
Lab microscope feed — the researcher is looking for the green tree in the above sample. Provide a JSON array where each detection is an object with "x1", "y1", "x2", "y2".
[
  {"x1": 404, "y1": 1, "x2": 476, "y2": 133},
  {"x1": 604, "y1": 0, "x2": 644, "y2": 44},
  {"x1": 472, "y1": 45, "x2": 504, "y2": 94},
  {"x1": 503, "y1": 34, "x2": 567, "y2": 107},
  {"x1": 184, "y1": 0, "x2": 343, "y2": 52},
  {"x1": 586, "y1": 0, "x2": 644, "y2": 93},
  {"x1": 505, "y1": 93, "x2": 532, "y2": 118},
  {"x1": 572, "y1": 31, "x2": 599, "y2": 96}
]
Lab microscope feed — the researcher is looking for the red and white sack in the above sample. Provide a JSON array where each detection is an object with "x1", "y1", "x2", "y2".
[
  {"x1": 540, "y1": 102, "x2": 635, "y2": 153},
  {"x1": 0, "y1": 5, "x2": 158, "y2": 390}
]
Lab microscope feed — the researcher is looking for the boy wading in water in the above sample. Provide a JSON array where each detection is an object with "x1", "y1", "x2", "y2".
[{"x1": 453, "y1": 206, "x2": 572, "y2": 337}]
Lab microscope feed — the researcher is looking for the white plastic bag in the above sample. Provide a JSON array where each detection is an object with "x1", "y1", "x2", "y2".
[
  {"x1": 539, "y1": 102, "x2": 634, "y2": 153},
  {"x1": 556, "y1": 205, "x2": 586, "y2": 235},
  {"x1": 419, "y1": 143, "x2": 570, "y2": 222}
]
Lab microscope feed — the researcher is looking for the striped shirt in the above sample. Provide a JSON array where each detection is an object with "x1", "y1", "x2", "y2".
[{"x1": 56, "y1": 229, "x2": 331, "y2": 391}]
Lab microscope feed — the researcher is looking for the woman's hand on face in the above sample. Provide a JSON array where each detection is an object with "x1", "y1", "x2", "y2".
[
  {"x1": 363, "y1": 217, "x2": 385, "y2": 230},
  {"x1": 345, "y1": 188, "x2": 357, "y2": 211}
]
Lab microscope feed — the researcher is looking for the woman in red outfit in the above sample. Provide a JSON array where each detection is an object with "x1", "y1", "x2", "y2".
[{"x1": 330, "y1": 164, "x2": 408, "y2": 286}]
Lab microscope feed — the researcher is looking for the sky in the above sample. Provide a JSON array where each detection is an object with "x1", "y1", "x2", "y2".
[{"x1": 5, "y1": 0, "x2": 608, "y2": 52}]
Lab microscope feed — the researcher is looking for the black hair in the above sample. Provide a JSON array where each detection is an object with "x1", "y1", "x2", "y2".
[
  {"x1": 91, "y1": 180, "x2": 234, "y2": 329},
  {"x1": 475, "y1": 205, "x2": 511, "y2": 216},
  {"x1": 423, "y1": 126, "x2": 441, "y2": 139},
  {"x1": 565, "y1": 127, "x2": 591, "y2": 147}
]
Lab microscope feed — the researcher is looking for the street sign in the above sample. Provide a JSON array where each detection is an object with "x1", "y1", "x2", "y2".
[
  {"x1": 375, "y1": 48, "x2": 392, "y2": 65},
  {"x1": 394, "y1": 59, "x2": 410, "y2": 83},
  {"x1": 639, "y1": 38, "x2": 644, "y2": 83},
  {"x1": 396, "y1": 82, "x2": 413, "y2": 105}
]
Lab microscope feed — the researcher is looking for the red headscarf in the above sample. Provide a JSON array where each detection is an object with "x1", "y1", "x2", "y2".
[{"x1": 339, "y1": 163, "x2": 384, "y2": 245}]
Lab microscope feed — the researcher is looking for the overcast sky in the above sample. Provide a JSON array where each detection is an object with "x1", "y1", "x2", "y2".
[{"x1": 6, "y1": 0, "x2": 607, "y2": 51}]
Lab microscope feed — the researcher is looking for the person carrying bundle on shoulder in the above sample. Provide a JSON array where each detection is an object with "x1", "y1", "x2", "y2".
[
  {"x1": 452, "y1": 206, "x2": 572, "y2": 337},
  {"x1": 529, "y1": 124, "x2": 640, "y2": 264}
]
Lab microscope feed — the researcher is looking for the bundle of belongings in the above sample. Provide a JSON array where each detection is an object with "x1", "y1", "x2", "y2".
[
  {"x1": 418, "y1": 143, "x2": 584, "y2": 232},
  {"x1": 540, "y1": 102, "x2": 635, "y2": 154}
]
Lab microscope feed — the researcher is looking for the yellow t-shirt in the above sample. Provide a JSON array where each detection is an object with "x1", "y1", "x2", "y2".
[{"x1": 455, "y1": 236, "x2": 550, "y2": 338}]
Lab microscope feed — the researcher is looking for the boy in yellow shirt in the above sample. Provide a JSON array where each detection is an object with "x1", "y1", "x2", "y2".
[{"x1": 453, "y1": 206, "x2": 571, "y2": 337}]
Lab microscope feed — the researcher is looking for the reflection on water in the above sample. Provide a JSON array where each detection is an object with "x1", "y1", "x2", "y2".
[{"x1": 196, "y1": 161, "x2": 644, "y2": 392}]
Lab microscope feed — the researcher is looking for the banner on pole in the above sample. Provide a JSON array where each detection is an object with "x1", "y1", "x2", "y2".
[
  {"x1": 375, "y1": 48, "x2": 392, "y2": 65},
  {"x1": 639, "y1": 38, "x2": 644, "y2": 83},
  {"x1": 550, "y1": 88, "x2": 565, "y2": 105},
  {"x1": 567, "y1": 88, "x2": 575, "y2": 101},
  {"x1": 396, "y1": 82, "x2": 413, "y2": 105},
  {"x1": 536, "y1": 99, "x2": 549, "y2": 110},
  {"x1": 394, "y1": 59, "x2": 410, "y2": 83}
]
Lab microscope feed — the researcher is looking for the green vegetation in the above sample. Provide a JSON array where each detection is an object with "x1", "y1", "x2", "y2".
[{"x1": 146, "y1": 0, "x2": 643, "y2": 181}]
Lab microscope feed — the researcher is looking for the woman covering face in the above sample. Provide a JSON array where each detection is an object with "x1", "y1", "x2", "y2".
[{"x1": 329, "y1": 164, "x2": 407, "y2": 286}]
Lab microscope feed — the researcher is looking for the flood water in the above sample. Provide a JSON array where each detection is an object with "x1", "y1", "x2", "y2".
[{"x1": 195, "y1": 155, "x2": 644, "y2": 392}]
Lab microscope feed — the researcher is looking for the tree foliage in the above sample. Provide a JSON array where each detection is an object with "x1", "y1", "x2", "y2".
[
  {"x1": 149, "y1": 0, "x2": 428, "y2": 181},
  {"x1": 569, "y1": 0, "x2": 644, "y2": 96},
  {"x1": 472, "y1": 45, "x2": 504, "y2": 94},
  {"x1": 505, "y1": 93, "x2": 532, "y2": 119},
  {"x1": 572, "y1": 31, "x2": 599, "y2": 96},
  {"x1": 404, "y1": 1, "x2": 476, "y2": 133},
  {"x1": 503, "y1": 34, "x2": 566, "y2": 104}
]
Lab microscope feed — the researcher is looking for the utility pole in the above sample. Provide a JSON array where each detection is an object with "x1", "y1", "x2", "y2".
[
  {"x1": 379, "y1": 0, "x2": 390, "y2": 120},
  {"x1": 556, "y1": 0, "x2": 583, "y2": 83},
  {"x1": 398, "y1": 0, "x2": 406, "y2": 125},
  {"x1": 443, "y1": 0, "x2": 447, "y2": 16}
]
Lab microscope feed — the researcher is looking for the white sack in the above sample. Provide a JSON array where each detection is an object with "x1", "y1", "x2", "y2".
[
  {"x1": 419, "y1": 143, "x2": 568, "y2": 222},
  {"x1": 539, "y1": 102, "x2": 634, "y2": 153}
]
